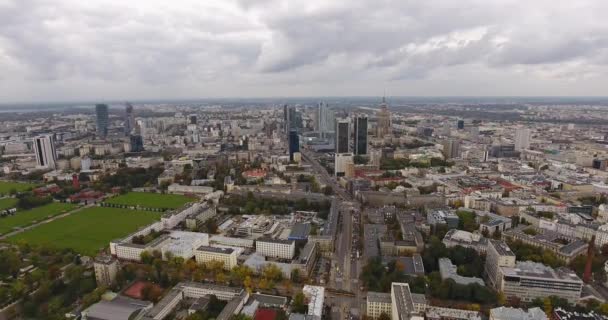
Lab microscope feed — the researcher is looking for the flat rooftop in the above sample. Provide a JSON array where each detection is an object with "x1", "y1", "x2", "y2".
[{"x1": 197, "y1": 245, "x2": 235, "y2": 254}]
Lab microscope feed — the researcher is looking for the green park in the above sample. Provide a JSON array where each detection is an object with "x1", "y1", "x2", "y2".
[{"x1": 7, "y1": 207, "x2": 162, "y2": 255}]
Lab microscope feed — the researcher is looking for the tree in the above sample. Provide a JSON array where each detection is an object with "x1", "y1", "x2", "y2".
[
  {"x1": 262, "y1": 263, "x2": 283, "y2": 282},
  {"x1": 292, "y1": 292, "x2": 308, "y2": 313},
  {"x1": 378, "y1": 313, "x2": 390, "y2": 320}
]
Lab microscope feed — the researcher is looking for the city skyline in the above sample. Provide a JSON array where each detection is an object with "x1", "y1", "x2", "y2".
[{"x1": 1, "y1": 0, "x2": 608, "y2": 103}]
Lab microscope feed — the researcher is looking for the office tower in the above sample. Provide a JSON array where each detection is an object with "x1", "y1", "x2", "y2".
[
  {"x1": 336, "y1": 118, "x2": 350, "y2": 153},
  {"x1": 316, "y1": 102, "x2": 335, "y2": 138},
  {"x1": 376, "y1": 97, "x2": 391, "y2": 137},
  {"x1": 442, "y1": 139, "x2": 461, "y2": 159},
  {"x1": 514, "y1": 128, "x2": 531, "y2": 151},
  {"x1": 457, "y1": 119, "x2": 465, "y2": 130},
  {"x1": 189, "y1": 114, "x2": 197, "y2": 125},
  {"x1": 129, "y1": 135, "x2": 144, "y2": 152},
  {"x1": 288, "y1": 130, "x2": 300, "y2": 161},
  {"x1": 484, "y1": 240, "x2": 516, "y2": 290},
  {"x1": 95, "y1": 104, "x2": 109, "y2": 138},
  {"x1": 33, "y1": 134, "x2": 57, "y2": 169},
  {"x1": 283, "y1": 105, "x2": 289, "y2": 132},
  {"x1": 124, "y1": 103, "x2": 135, "y2": 136},
  {"x1": 354, "y1": 116, "x2": 368, "y2": 155}
]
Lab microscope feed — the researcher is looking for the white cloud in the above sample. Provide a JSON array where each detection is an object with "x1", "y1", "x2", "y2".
[{"x1": 1, "y1": 0, "x2": 608, "y2": 102}]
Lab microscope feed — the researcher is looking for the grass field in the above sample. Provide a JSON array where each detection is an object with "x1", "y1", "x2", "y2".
[
  {"x1": 0, "y1": 198, "x2": 18, "y2": 211},
  {"x1": 105, "y1": 192, "x2": 193, "y2": 209},
  {"x1": 6, "y1": 207, "x2": 162, "y2": 255},
  {"x1": 0, "y1": 202, "x2": 76, "y2": 235},
  {"x1": 0, "y1": 181, "x2": 37, "y2": 195}
]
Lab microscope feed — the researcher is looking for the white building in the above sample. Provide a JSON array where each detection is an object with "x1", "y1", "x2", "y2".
[
  {"x1": 499, "y1": 261, "x2": 583, "y2": 303},
  {"x1": 255, "y1": 238, "x2": 295, "y2": 260},
  {"x1": 33, "y1": 134, "x2": 57, "y2": 169},
  {"x1": 485, "y1": 240, "x2": 516, "y2": 290},
  {"x1": 302, "y1": 285, "x2": 325, "y2": 320},
  {"x1": 195, "y1": 246, "x2": 238, "y2": 270},
  {"x1": 514, "y1": 128, "x2": 531, "y2": 151},
  {"x1": 93, "y1": 255, "x2": 119, "y2": 287},
  {"x1": 489, "y1": 307, "x2": 547, "y2": 320}
]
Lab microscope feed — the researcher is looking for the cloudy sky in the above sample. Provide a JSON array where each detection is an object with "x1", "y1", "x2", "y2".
[{"x1": 1, "y1": 0, "x2": 607, "y2": 103}]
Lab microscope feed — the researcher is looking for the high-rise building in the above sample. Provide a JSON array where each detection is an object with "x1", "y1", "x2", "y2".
[
  {"x1": 457, "y1": 119, "x2": 465, "y2": 130},
  {"x1": 514, "y1": 128, "x2": 531, "y2": 151},
  {"x1": 442, "y1": 139, "x2": 461, "y2": 159},
  {"x1": 376, "y1": 97, "x2": 391, "y2": 137},
  {"x1": 288, "y1": 130, "x2": 300, "y2": 161},
  {"x1": 354, "y1": 116, "x2": 368, "y2": 155},
  {"x1": 33, "y1": 134, "x2": 57, "y2": 169},
  {"x1": 94, "y1": 254, "x2": 119, "y2": 287},
  {"x1": 189, "y1": 114, "x2": 197, "y2": 125},
  {"x1": 336, "y1": 118, "x2": 350, "y2": 153},
  {"x1": 316, "y1": 102, "x2": 335, "y2": 138},
  {"x1": 129, "y1": 135, "x2": 144, "y2": 153},
  {"x1": 125, "y1": 103, "x2": 135, "y2": 136},
  {"x1": 95, "y1": 104, "x2": 109, "y2": 138}
]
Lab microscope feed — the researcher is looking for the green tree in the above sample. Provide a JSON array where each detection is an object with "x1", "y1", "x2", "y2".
[{"x1": 292, "y1": 292, "x2": 308, "y2": 313}]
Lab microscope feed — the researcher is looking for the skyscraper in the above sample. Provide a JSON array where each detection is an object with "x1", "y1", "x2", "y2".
[
  {"x1": 95, "y1": 104, "x2": 109, "y2": 138},
  {"x1": 354, "y1": 116, "x2": 368, "y2": 155},
  {"x1": 442, "y1": 139, "x2": 461, "y2": 159},
  {"x1": 125, "y1": 103, "x2": 135, "y2": 136},
  {"x1": 335, "y1": 118, "x2": 350, "y2": 153},
  {"x1": 33, "y1": 134, "x2": 57, "y2": 169},
  {"x1": 129, "y1": 135, "x2": 144, "y2": 153},
  {"x1": 376, "y1": 97, "x2": 391, "y2": 137},
  {"x1": 514, "y1": 128, "x2": 531, "y2": 151},
  {"x1": 316, "y1": 102, "x2": 335, "y2": 138},
  {"x1": 288, "y1": 130, "x2": 300, "y2": 161}
]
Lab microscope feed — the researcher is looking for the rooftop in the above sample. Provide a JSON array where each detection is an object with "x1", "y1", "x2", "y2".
[{"x1": 197, "y1": 245, "x2": 235, "y2": 254}]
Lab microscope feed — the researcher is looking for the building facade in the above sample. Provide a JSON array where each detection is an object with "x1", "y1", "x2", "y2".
[
  {"x1": 255, "y1": 238, "x2": 295, "y2": 260},
  {"x1": 354, "y1": 116, "x2": 368, "y2": 155},
  {"x1": 195, "y1": 246, "x2": 238, "y2": 270},
  {"x1": 33, "y1": 134, "x2": 57, "y2": 169},
  {"x1": 95, "y1": 104, "x2": 109, "y2": 138}
]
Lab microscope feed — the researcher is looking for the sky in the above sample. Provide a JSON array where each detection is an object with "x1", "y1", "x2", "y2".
[{"x1": 1, "y1": 0, "x2": 608, "y2": 103}]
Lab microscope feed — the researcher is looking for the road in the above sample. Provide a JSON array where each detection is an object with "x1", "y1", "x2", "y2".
[{"x1": 303, "y1": 148, "x2": 362, "y2": 320}]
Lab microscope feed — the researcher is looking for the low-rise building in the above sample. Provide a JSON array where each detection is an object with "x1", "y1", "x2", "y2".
[
  {"x1": 499, "y1": 261, "x2": 583, "y2": 303},
  {"x1": 195, "y1": 246, "x2": 238, "y2": 270},
  {"x1": 426, "y1": 307, "x2": 482, "y2": 320},
  {"x1": 367, "y1": 292, "x2": 392, "y2": 319},
  {"x1": 489, "y1": 306, "x2": 547, "y2": 320},
  {"x1": 442, "y1": 229, "x2": 488, "y2": 253},
  {"x1": 438, "y1": 258, "x2": 485, "y2": 286},
  {"x1": 255, "y1": 238, "x2": 295, "y2": 260}
]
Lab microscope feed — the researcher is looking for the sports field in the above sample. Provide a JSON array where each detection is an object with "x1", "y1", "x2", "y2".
[
  {"x1": 0, "y1": 202, "x2": 76, "y2": 235},
  {"x1": 7, "y1": 207, "x2": 162, "y2": 255},
  {"x1": 105, "y1": 192, "x2": 193, "y2": 209},
  {"x1": 0, "y1": 198, "x2": 18, "y2": 211},
  {"x1": 0, "y1": 181, "x2": 37, "y2": 195}
]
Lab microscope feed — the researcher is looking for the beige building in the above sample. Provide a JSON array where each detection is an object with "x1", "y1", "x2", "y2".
[
  {"x1": 195, "y1": 246, "x2": 238, "y2": 270},
  {"x1": 94, "y1": 255, "x2": 119, "y2": 287},
  {"x1": 366, "y1": 292, "x2": 392, "y2": 319}
]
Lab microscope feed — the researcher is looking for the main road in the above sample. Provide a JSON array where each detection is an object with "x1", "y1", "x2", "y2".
[{"x1": 302, "y1": 148, "x2": 363, "y2": 320}]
